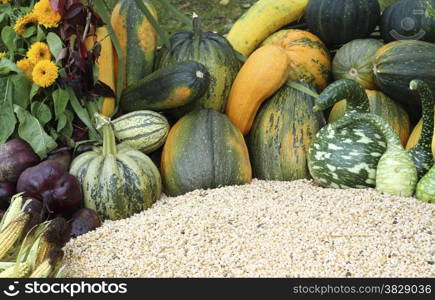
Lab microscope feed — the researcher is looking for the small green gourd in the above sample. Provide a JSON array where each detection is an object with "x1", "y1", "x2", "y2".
[
  {"x1": 407, "y1": 79, "x2": 434, "y2": 179},
  {"x1": 333, "y1": 113, "x2": 417, "y2": 197},
  {"x1": 416, "y1": 163, "x2": 435, "y2": 202}
]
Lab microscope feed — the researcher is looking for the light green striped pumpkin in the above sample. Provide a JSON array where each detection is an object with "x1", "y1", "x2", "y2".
[
  {"x1": 112, "y1": 111, "x2": 170, "y2": 154},
  {"x1": 70, "y1": 122, "x2": 162, "y2": 221}
]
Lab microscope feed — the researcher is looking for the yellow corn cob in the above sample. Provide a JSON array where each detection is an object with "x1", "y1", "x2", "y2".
[
  {"x1": 0, "y1": 263, "x2": 30, "y2": 278},
  {"x1": 0, "y1": 194, "x2": 24, "y2": 231},
  {"x1": 35, "y1": 239, "x2": 53, "y2": 267},
  {"x1": 0, "y1": 214, "x2": 29, "y2": 260},
  {"x1": 29, "y1": 259, "x2": 52, "y2": 278}
]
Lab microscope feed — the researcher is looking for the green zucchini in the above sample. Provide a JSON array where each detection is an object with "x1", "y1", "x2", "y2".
[
  {"x1": 112, "y1": 110, "x2": 170, "y2": 154},
  {"x1": 407, "y1": 80, "x2": 434, "y2": 179},
  {"x1": 333, "y1": 113, "x2": 417, "y2": 197},
  {"x1": 308, "y1": 79, "x2": 386, "y2": 189},
  {"x1": 120, "y1": 61, "x2": 210, "y2": 112}
]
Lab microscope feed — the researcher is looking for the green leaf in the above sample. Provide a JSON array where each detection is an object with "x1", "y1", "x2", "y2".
[
  {"x1": 286, "y1": 81, "x2": 320, "y2": 99},
  {"x1": 23, "y1": 26, "x2": 36, "y2": 38},
  {"x1": 0, "y1": 77, "x2": 17, "y2": 144},
  {"x1": 36, "y1": 25, "x2": 45, "y2": 42},
  {"x1": 30, "y1": 101, "x2": 52, "y2": 126},
  {"x1": 14, "y1": 105, "x2": 57, "y2": 159},
  {"x1": 0, "y1": 58, "x2": 20, "y2": 75},
  {"x1": 30, "y1": 83, "x2": 40, "y2": 100},
  {"x1": 10, "y1": 74, "x2": 31, "y2": 109},
  {"x1": 60, "y1": 110, "x2": 74, "y2": 137},
  {"x1": 57, "y1": 112, "x2": 67, "y2": 132},
  {"x1": 46, "y1": 32, "x2": 63, "y2": 60},
  {"x1": 1, "y1": 26, "x2": 16, "y2": 53},
  {"x1": 52, "y1": 88, "x2": 69, "y2": 119}
]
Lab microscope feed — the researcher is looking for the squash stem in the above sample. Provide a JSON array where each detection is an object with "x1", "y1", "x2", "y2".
[
  {"x1": 192, "y1": 13, "x2": 203, "y2": 53},
  {"x1": 102, "y1": 124, "x2": 117, "y2": 156}
]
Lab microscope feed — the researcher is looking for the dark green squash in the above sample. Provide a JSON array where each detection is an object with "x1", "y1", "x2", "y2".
[
  {"x1": 308, "y1": 79, "x2": 387, "y2": 189},
  {"x1": 408, "y1": 79, "x2": 434, "y2": 179},
  {"x1": 158, "y1": 15, "x2": 240, "y2": 116},
  {"x1": 332, "y1": 39, "x2": 384, "y2": 90},
  {"x1": 161, "y1": 109, "x2": 252, "y2": 197},
  {"x1": 248, "y1": 84, "x2": 325, "y2": 181},
  {"x1": 373, "y1": 40, "x2": 435, "y2": 109},
  {"x1": 120, "y1": 61, "x2": 210, "y2": 112},
  {"x1": 305, "y1": 0, "x2": 381, "y2": 45},
  {"x1": 380, "y1": 0, "x2": 435, "y2": 43}
]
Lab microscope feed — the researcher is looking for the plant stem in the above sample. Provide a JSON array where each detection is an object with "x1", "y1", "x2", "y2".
[
  {"x1": 102, "y1": 124, "x2": 117, "y2": 156},
  {"x1": 159, "y1": 0, "x2": 191, "y2": 25}
]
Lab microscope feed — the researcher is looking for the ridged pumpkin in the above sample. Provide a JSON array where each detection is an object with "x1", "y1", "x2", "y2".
[
  {"x1": 261, "y1": 29, "x2": 331, "y2": 91},
  {"x1": 158, "y1": 15, "x2": 239, "y2": 116},
  {"x1": 381, "y1": 0, "x2": 435, "y2": 43},
  {"x1": 111, "y1": 0, "x2": 158, "y2": 89},
  {"x1": 85, "y1": 26, "x2": 116, "y2": 116},
  {"x1": 161, "y1": 109, "x2": 252, "y2": 197},
  {"x1": 70, "y1": 116, "x2": 161, "y2": 221},
  {"x1": 249, "y1": 84, "x2": 325, "y2": 180},
  {"x1": 332, "y1": 39, "x2": 384, "y2": 90},
  {"x1": 373, "y1": 40, "x2": 435, "y2": 108},
  {"x1": 226, "y1": 45, "x2": 289, "y2": 136},
  {"x1": 305, "y1": 0, "x2": 381, "y2": 45},
  {"x1": 328, "y1": 90, "x2": 410, "y2": 145}
]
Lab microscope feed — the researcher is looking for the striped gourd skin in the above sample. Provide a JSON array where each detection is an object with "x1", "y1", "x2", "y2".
[
  {"x1": 111, "y1": 0, "x2": 157, "y2": 88},
  {"x1": 416, "y1": 164, "x2": 435, "y2": 202},
  {"x1": 70, "y1": 144, "x2": 161, "y2": 221},
  {"x1": 308, "y1": 79, "x2": 387, "y2": 189},
  {"x1": 261, "y1": 29, "x2": 331, "y2": 91},
  {"x1": 158, "y1": 18, "x2": 240, "y2": 115},
  {"x1": 120, "y1": 61, "x2": 210, "y2": 112},
  {"x1": 249, "y1": 84, "x2": 325, "y2": 181},
  {"x1": 380, "y1": 0, "x2": 435, "y2": 43},
  {"x1": 406, "y1": 114, "x2": 435, "y2": 159},
  {"x1": 333, "y1": 39, "x2": 384, "y2": 90},
  {"x1": 373, "y1": 40, "x2": 435, "y2": 107},
  {"x1": 112, "y1": 111, "x2": 170, "y2": 154},
  {"x1": 305, "y1": 0, "x2": 380, "y2": 45},
  {"x1": 161, "y1": 109, "x2": 252, "y2": 197},
  {"x1": 328, "y1": 90, "x2": 410, "y2": 146}
]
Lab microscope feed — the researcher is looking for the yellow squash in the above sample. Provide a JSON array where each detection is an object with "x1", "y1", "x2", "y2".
[
  {"x1": 227, "y1": 0, "x2": 308, "y2": 56},
  {"x1": 85, "y1": 26, "x2": 116, "y2": 117},
  {"x1": 225, "y1": 45, "x2": 289, "y2": 135}
]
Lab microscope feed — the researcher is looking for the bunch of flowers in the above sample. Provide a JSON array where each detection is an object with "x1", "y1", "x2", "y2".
[{"x1": 0, "y1": 0, "x2": 111, "y2": 158}]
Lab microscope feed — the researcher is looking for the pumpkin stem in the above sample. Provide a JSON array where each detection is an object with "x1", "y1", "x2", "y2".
[
  {"x1": 192, "y1": 13, "x2": 202, "y2": 43},
  {"x1": 102, "y1": 124, "x2": 117, "y2": 156}
]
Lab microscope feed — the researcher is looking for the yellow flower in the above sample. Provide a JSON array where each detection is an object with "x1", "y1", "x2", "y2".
[
  {"x1": 16, "y1": 58, "x2": 34, "y2": 79},
  {"x1": 32, "y1": 60, "x2": 58, "y2": 87},
  {"x1": 33, "y1": 0, "x2": 61, "y2": 28},
  {"x1": 14, "y1": 13, "x2": 38, "y2": 35},
  {"x1": 1, "y1": 0, "x2": 11, "y2": 3},
  {"x1": 26, "y1": 42, "x2": 51, "y2": 64},
  {"x1": 0, "y1": 52, "x2": 6, "y2": 59}
]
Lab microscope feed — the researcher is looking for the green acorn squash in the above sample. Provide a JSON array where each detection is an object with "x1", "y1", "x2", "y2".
[
  {"x1": 70, "y1": 115, "x2": 162, "y2": 220},
  {"x1": 416, "y1": 163, "x2": 435, "y2": 202},
  {"x1": 248, "y1": 84, "x2": 325, "y2": 181},
  {"x1": 305, "y1": 0, "x2": 381, "y2": 45},
  {"x1": 308, "y1": 79, "x2": 387, "y2": 189},
  {"x1": 373, "y1": 40, "x2": 435, "y2": 109},
  {"x1": 328, "y1": 89, "x2": 410, "y2": 146},
  {"x1": 112, "y1": 110, "x2": 170, "y2": 154},
  {"x1": 332, "y1": 39, "x2": 384, "y2": 90},
  {"x1": 161, "y1": 109, "x2": 252, "y2": 197},
  {"x1": 380, "y1": 0, "x2": 435, "y2": 43},
  {"x1": 158, "y1": 15, "x2": 240, "y2": 116},
  {"x1": 120, "y1": 61, "x2": 210, "y2": 112}
]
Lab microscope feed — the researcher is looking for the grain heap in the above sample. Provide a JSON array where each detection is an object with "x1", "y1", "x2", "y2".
[{"x1": 63, "y1": 180, "x2": 434, "y2": 278}]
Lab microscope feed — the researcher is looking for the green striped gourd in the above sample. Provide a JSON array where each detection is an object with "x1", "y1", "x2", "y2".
[
  {"x1": 158, "y1": 15, "x2": 240, "y2": 116},
  {"x1": 112, "y1": 111, "x2": 170, "y2": 154},
  {"x1": 249, "y1": 84, "x2": 325, "y2": 180},
  {"x1": 70, "y1": 115, "x2": 161, "y2": 220},
  {"x1": 407, "y1": 80, "x2": 434, "y2": 179},
  {"x1": 416, "y1": 163, "x2": 435, "y2": 202},
  {"x1": 333, "y1": 113, "x2": 417, "y2": 197},
  {"x1": 307, "y1": 79, "x2": 387, "y2": 189}
]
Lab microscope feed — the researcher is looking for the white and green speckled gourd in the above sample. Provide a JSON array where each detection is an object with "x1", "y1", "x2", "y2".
[
  {"x1": 333, "y1": 113, "x2": 417, "y2": 197},
  {"x1": 307, "y1": 79, "x2": 387, "y2": 189},
  {"x1": 416, "y1": 163, "x2": 435, "y2": 202},
  {"x1": 407, "y1": 79, "x2": 434, "y2": 179}
]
